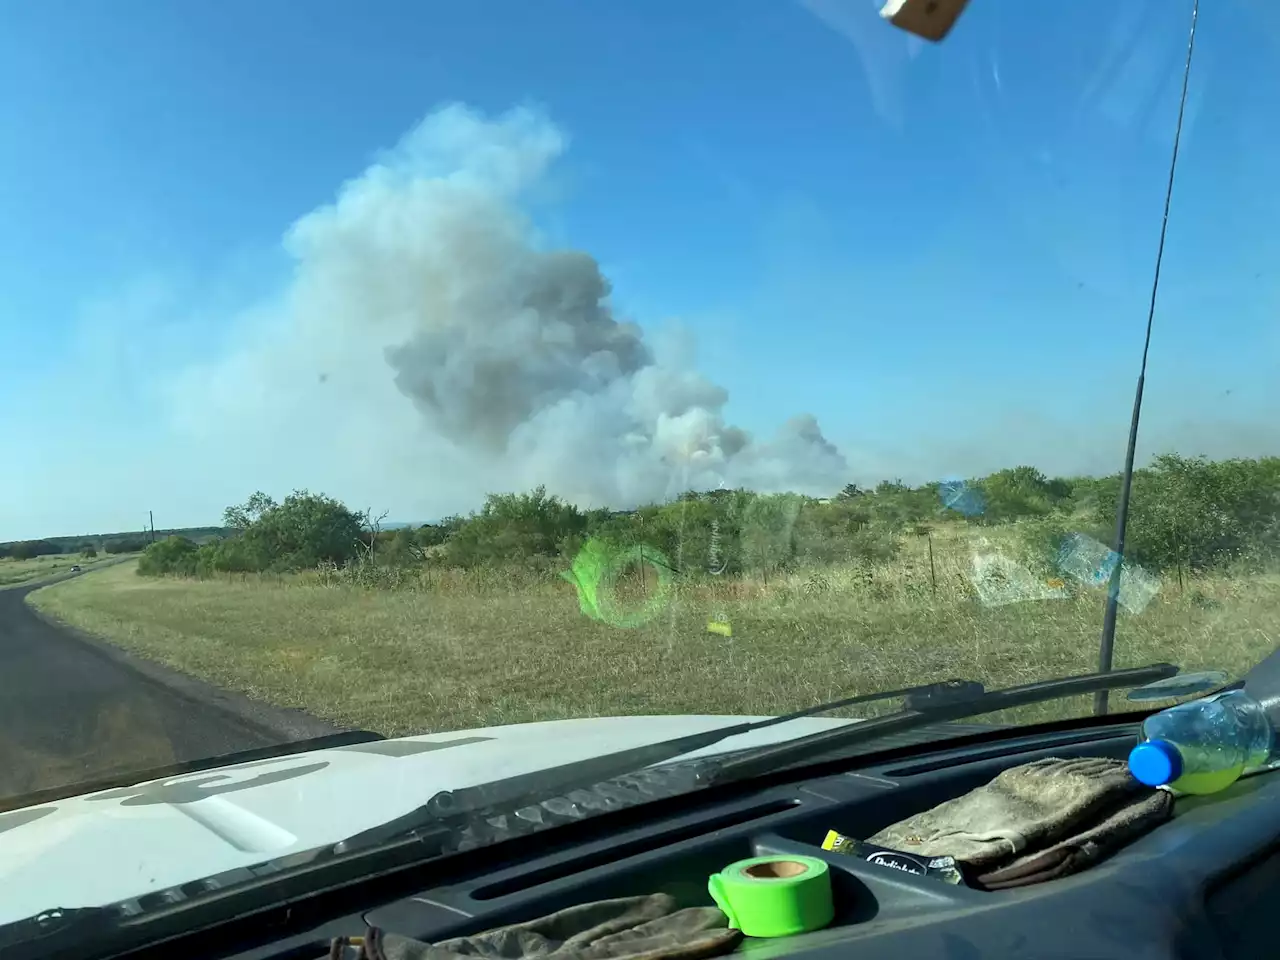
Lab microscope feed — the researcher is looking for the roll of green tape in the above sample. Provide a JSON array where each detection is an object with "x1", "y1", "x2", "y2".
[{"x1": 707, "y1": 855, "x2": 835, "y2": 938}]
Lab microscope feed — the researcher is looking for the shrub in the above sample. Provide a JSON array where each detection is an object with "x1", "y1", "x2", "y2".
[
  {"x1": 1015, "y1": 517, "x2": 1089, "y2": 576},
  {"x1": 739, "y1": 493, "x2": 803, "y2": 580},
  {"x1": 194, "y1": 537, "x2": 257, "y2": 574},
  {"x1": 417, "y1": 516, "x2": 465, "y2": 550},
  {"x1": 977, "y1": 466, "x2": 1057, "y2": 522},
  {"x1": 443, "y1": 487, "x2": 588, "y2": 568},
  {"x1": 1093, "y1": 454, "x2": 1280, "y2": 572},
  {"x1": 137, "y1": 536, "x2": 200, "y2": 577},
  {"x1": 10, "y1": 540, "x2": 61, "y2": 560},
  {"x1": 225, "y1": 490, "x2": 366, "y2": 572}
]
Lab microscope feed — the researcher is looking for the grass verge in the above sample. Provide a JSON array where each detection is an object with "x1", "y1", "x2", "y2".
[
  {"x1": 28, "y1": 551, "x2": 1280, "y2": 738},
  {"x1": 0, "y1": 554, "x2": 126, "y2": 590}
]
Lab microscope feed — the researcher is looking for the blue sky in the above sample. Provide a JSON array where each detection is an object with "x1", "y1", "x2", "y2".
[{"x1": 1, "y1": 0, "x2": 1277, "y2": 539}]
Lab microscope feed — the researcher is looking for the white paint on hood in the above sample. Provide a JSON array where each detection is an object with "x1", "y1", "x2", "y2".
[{"x1": 0, "y1": 713, "x2": 859, "y2": 927}]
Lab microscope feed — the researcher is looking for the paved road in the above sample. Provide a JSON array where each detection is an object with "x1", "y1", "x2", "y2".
[{"x1": 0, "y1": 570, "x2": 340, "y2": 801}]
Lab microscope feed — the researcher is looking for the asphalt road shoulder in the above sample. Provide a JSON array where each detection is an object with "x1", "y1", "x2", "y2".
[{"x1": 0, "y1": 573, "x2": 341, "y2": 799}]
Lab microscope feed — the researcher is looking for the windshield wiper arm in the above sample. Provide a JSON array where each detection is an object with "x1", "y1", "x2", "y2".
[
  {"x1": 420, "y1": 678, "x2": 993, "y2": 823},
  {"x1": 705, "y1": 662, "x2": 1177, "y2": 787},
  {"x1": 331, "y1": 664, "x2": 1173, "y2": 855},
  {"x1": 330, "y1": 676, "x2": 982, "y2": 854}
]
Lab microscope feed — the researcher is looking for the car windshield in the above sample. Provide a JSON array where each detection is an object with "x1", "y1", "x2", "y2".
[{"x1": 0, "y1": 0, "x2": 1275, "y2": 924}]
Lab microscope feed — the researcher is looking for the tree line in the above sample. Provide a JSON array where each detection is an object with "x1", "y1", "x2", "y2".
[
  {"x1": 0, "y1": 537, "x2": 140, "y2": 560},
  {"x1": 131, "y1": 454, "x2": 1280, "y2": 583},
  {"x1": 0, "y1": 525, "x2": 228, "y2": 561}
]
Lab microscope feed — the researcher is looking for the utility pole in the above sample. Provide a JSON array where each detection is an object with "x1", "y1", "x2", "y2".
[{"x1": 149, "y1": 511, "x2": 155, "y2": 544}]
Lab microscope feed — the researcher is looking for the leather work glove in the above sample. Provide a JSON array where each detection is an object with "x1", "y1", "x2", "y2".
[
  {"x1": 326, "y1": 893, "x2": 742, "y2": 960},
  {"x1": 865, "y1": 756, "x2": 1173, "y2": 889}
]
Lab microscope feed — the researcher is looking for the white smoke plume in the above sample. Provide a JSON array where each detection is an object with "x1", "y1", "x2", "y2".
[{"x1": 163, "y1": 104, "x2": 847, "y2": 517}]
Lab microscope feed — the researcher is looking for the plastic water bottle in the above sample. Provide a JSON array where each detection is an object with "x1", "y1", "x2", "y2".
[{"x1": 1128, "y1": 689, "x2": 1279, "y2": 795}]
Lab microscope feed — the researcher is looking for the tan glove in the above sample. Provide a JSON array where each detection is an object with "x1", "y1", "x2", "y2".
[
  {"x1": 326, "y1": 893, "x2": 742, "y2": 960},
  {"x1": 866, "y1": 756, "x2": 1172, "y2": 886},
  {"x1": 972, "y1": 788, "x2": 1171, "y2": 890}
]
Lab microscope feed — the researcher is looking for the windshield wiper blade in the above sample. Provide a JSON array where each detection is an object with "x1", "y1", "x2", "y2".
[
  {"x1": 331, "y1": 665, "x2": 1172, "y2": 855},
  {"x1": 705, "y1": 662, "x2": 1177, "y2": 787},
  {"x1": 329, "y1": 676, "x2": 992, "y2": 853}
]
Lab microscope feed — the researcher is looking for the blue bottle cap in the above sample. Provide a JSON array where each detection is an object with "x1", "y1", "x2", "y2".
[{"x1": 1129, "y1": 740, "x2": 1183, "y2": 787}]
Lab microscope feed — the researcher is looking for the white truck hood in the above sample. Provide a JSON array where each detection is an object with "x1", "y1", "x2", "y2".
[{"x1": 0, "y1": 713, "x2": 858, "y2": 928}]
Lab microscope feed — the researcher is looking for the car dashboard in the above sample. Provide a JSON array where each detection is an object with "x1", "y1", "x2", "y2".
[{"x1": 123, "y1": 719, "x2": 1278, "y2": 960}]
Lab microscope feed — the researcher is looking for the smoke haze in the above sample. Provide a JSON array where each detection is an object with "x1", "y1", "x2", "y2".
[
  {"x1": 10, "y1": 103, "x2": 1273, "y2": 541},
  {"x1": 161, "y1": 104, "x2": 847, "y2": 517}
]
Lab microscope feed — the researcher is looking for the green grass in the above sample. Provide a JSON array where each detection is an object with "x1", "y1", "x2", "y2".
[
  {"x1": 28, "y1": 530, "x2": 1280, "y2": 738},
  {"x1": 0, "y1": 553, "x2": 125, "y2": 590}
]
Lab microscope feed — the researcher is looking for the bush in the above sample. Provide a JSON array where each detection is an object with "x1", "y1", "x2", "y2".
[
  {"x1": 418, "y1": 516, "x2": 465, "y2": 549},
  {"x1": 226, "y1": 490, "x2": 366, "y2": 572},
  {"x1": 135, "y1": 491, "x2": 367, "y2": 577},
  {"x1": 845, "y1": 527, "x2": 903, "y2": 565},
  {"x1": 792, "y1": 500, "x2": 900, "y2": 566},
  {"x1": 739, "y1": 493, "x2": 804, "y2": 580},
  {"x1": 137, "y1": 536, "x2": 200, "y2": 576},
  {"x1": 866, "y1": 483, "x2": 937, "y2": 529},
  {"x1": 380, "y1": 527, "x2": 423, "y2": 566},
  {"x1": 10, "y1": 540, "x2": 61, "y2": 560},
  {"x1": 644, "y1": 495, "x2": 740, "y2": 576},
  {"x1": 1093, "y1": 454, "x2": 1280, "y2": 572},
  {"x1": 222, "y1": 491, "x2": 277, "y2": 530},
  {"x1": 194, "y1": 536, "x2": 258, "y2": 574},
  {"x1": 443, "y1": 487, "x2": 588, "y2": 568},
  {"x1": 1014, "y1": 517, "x2": 1096, "y2": 576},
  {"x1": 977, "y1": 466, "x2": 1058, "y2": 522}
]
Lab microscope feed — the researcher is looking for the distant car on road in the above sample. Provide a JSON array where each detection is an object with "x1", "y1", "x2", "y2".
[{"x1": 70, "y1": 565, "x2": 82, "y2": 572}]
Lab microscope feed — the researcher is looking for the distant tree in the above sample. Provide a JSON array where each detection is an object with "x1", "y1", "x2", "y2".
[
  {"x1": 105, "y1": 538, "x2": 148, "y2": 554},
  {"x1": 836, "y1": 483, "x2": 864, "y2": 500},
  {"x1": 417, "y1": 516, "x2": 464, "y2": 549},
  {"x1": 81, "y1": 544, "x2": 98, "y2": 558},
  {"x1": 195, "y1": 536, "x2": 256, "y2": 574},
  {"x1": 791, "y1": 499, "x2": 897, "y2": 565},
  {"x1": 643, "y1": 492, "x2": 749, "y2": 576},
  {"x1": 740, "y1": 494, "x2": 803, "y2": 581},
  {"x1": 223, "y1": 491, "x2": 278, "y2": 531},
  {"x1": 444, "y1": 487, "x2": 588, "y2": 568},
  {"x1": 11, "y1": 540, "x2": 60, "y2": 560},
  {"x1": 192, "y1": 492, "x2": 366, "y2": 574},
  {"x1": 239, "y1": 490, "x2": 365, "y2": 571},
  {"x1": 1044, "y1": 477, "x2": 1075, "y2": 504},
  {"x1": 137, "y1": 536, "x2": 200, "y2": 577},
  {"x1": 1095, "y1": 454, "x2": 1280, "y2": 572},
  {"x1": 384, "y1": 527, "x2": 423, "y2": 566},
  {"x1": 978, "y1": 466, "x2": 1055, "y2": 521}
]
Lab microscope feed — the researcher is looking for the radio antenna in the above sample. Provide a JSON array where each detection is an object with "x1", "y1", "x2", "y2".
[{"x1": 1094, "y1": 0, "x2": 1200, "y2": 715}]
